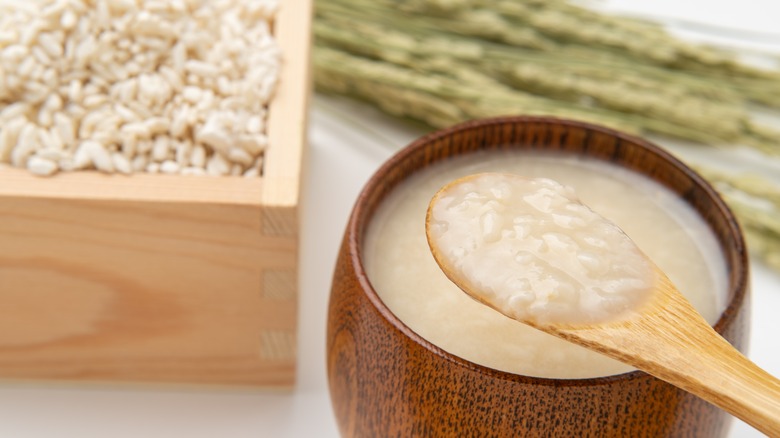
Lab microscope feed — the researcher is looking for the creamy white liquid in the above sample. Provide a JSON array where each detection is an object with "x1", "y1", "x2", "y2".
[
  {"x1": 364, "y1": 151, "x2": 727, "y2": 379},
  {"x1": 427, "y1": 174, "x2": 655, "y2": 325}
]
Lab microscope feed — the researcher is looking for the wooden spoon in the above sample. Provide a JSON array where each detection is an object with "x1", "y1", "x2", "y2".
[{"x1": 425, "y1": 173, "x2": 780, "y2": 437}]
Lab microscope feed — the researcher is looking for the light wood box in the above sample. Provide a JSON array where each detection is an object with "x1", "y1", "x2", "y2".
[{"x1": 0, "y1": 1, "x2": 311, "y2": 388}]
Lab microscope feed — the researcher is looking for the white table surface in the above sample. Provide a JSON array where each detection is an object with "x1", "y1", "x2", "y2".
[{"x1": 1, "y1": 2, "x2": 779, "y2": 437}]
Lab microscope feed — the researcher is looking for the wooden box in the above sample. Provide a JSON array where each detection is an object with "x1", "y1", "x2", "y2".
[{"x1": 0, "y1": 1, "x2": 311, "y2": 388}]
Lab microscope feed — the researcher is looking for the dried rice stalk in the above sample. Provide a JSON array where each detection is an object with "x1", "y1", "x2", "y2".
[{"x1": 314, "y1": 0, "x2": 780, "y2": 269}]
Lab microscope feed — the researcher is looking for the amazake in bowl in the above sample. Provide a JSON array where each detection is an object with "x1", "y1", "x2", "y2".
[{"x1": 327, "y1": 117, "x2": 749, "y2": 437}]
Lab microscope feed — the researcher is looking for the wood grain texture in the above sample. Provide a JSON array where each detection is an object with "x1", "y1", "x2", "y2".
[
  {"x1": 328, "y1": 117, "x2": 750, "y2": 436},
  {"x1": 264, "y1": 0, "x2": 312, "y2": 210},
  {"x1": 0, "y1": 196, "x2": 296, "y2": 386},
  {"x1": 0, "y1": 0, "x2": 311, "y2": 387}
]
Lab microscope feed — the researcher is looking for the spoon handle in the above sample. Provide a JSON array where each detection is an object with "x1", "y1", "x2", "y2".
[
  {"x1": 550, "y1": 277, "x2": 780, "y2": 437},
  {"x1": 677, "y1": 331, "x2": 780, "y2": 437}
]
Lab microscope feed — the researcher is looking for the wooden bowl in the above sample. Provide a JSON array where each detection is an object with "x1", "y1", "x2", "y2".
[{"x1": 327, "y1": 117, "x2": 749, "y2": 436}]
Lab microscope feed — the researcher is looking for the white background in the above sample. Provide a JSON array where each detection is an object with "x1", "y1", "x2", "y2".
[{"x1": 1, "y1": 1, "x2": 779, "y2": 436}]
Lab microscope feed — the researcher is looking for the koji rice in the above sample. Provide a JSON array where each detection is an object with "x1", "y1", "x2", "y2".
[{"x1": 0, "y1": 0, "x2": 281, "y2": 177}]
